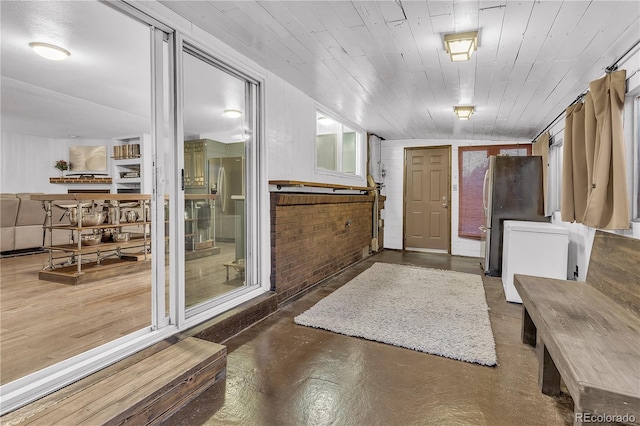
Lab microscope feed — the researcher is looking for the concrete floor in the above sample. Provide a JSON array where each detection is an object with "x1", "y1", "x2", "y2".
[{"x1": 166, "y1": 250, "x2": 574, "y2": 425}]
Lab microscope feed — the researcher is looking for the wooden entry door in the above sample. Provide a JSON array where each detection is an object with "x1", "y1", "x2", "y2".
[{"x1": 404, "y1": 147, "x2": 450, "y2": 252}]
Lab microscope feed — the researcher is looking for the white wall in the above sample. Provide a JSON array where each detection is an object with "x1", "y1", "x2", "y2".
[
  {"x1": 380, "y1": 138, "x2": 530, "y2": 257},
  {"x1": 265, "y1": 74, "x2": 368, "y2": 187},
  {"x1": 0, "y1": 133, "x2": 112, "y2": 193}
]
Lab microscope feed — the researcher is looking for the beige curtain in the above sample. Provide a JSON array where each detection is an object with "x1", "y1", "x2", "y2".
[
  {"x1": 582, "y1": 70, "x2": 629, "y2": 229},
  {"x1": 561, "y1": 70, "x2": 629, "y2": 229},
  {"x1": 571, "y1": 102, "x2": 588, "y2": 219},
  {"x1": 560, "y1": 103, "x2": 584, "y2": 222},
  {"x1": 533, "y1": 132, "x2": 549, "y2": 215},
  {"x1": 584, "y1": 92, "x2": 597, "y2": 200}
]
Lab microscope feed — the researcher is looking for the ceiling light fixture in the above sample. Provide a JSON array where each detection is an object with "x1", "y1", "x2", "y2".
[
  {"x1": 443, "y1": 31, "x2": 478, "y2": 62},
  {"x1": 454, "y1": 106, "x2": 475, "y2": 120},
  {"x1": 222, "y1": 109, "x2": 242, "y2": 119},
  {"x1": 317, "y1": 116, "x2": 333, "y2": 125},
  {"x1": 28, "y1": 42, "x2": 70, "y2": 61}
]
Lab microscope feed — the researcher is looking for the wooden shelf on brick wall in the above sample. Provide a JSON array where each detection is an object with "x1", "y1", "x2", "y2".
[
  {"x1": 269, "y1": 180, "x2": 373, "y2": 192},
  {"x1": 50, "y1": 176, "x2": 113, "y2": 184}
]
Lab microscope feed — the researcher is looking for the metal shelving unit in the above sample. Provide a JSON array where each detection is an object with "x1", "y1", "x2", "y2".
[{"x1": 32, "y1": 194, "x2": 152, "y2": 284}]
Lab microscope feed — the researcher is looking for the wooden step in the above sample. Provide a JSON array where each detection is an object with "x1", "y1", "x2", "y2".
[{"x1": 17, "y1": 337, "x2": 226, "y2": 425}]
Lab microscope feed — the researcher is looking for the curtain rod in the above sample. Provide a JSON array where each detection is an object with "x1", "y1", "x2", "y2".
[
  {"x1": 531, "y1": 92, "x2": 585, "y2": 144},
  {"x1": 605, "y1": 38, "x2": 640, "y2": 74},
  {"x1": 531, "y1": 38, "x2": 640, "y2": 144}
]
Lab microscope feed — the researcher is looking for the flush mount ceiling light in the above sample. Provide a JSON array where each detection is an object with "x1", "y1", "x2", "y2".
[
  {"x1": 317, "y1": 116, "x2": 333, "y2": 125},
  {"x1": 222, "y1": 109, "x2": 242, "y2": 119},
  {"x1": 443, "y1": 31, "x2": 478, "y2": 62},
  {"x1": 28, "y1": 42, "x2": 70, "y2": 61},
  {"x1": 454, "y1": 106, "x2": 475, "y2": 120}
]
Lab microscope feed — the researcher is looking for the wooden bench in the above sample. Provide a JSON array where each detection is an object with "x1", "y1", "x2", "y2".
[{"x1": 514, "y1": 230, "x2": 640, "y2": 425}]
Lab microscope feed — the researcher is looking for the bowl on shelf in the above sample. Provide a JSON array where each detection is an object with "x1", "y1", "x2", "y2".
[
  {"x1": 101, "y1": 230, "x2": 114, "y2": 242},
  {"x1": 113, "y1": 232, "x2": 130, "y2": 242},
  {"x1": 121, "y1": 210, "x2": 139, "y2": 223},
  {"x1": 69, "y1": 210, "x2": 108, "y2": 227},
  {"x1": 81, "y1": 234, "x2": 101, "y2": 246}
]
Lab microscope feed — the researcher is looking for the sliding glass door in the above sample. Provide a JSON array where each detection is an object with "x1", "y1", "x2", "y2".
[
  {"x1": 0, "y1": 1, "x2": 265, "y2": 413},
  {"x1": 0, "y1": 0, "x2": 175, "y2": 413},
  {"x1": 179, "y1": 44, "x2": 259, "y2": 318}
]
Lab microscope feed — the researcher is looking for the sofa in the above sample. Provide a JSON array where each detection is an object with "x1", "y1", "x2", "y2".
[{"x1": 1, "y1": 194, "x2": 71, "y2": 253}]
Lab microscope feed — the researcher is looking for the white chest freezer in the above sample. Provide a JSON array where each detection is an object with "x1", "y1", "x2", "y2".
[{"x1": 502, "y1": 220, "x2": 569, "y2": 303}]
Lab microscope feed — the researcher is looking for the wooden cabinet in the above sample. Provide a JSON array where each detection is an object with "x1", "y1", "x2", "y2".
[
  {"x1": 33, "y1": 194, "x2": 152, "y2": 285},
  {"x1": 184, "y1": 140, "x2": 207, "y2": 188}
]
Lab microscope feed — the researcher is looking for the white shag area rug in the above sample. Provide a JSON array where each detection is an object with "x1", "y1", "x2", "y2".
[{"x1": 294, "y1": 262, "x2": 497, "y2": 366}]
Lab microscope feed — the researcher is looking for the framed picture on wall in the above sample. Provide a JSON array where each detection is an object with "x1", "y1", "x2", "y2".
[{"x1": 69, "y1": 145, "x2": 107, "y2": 172}]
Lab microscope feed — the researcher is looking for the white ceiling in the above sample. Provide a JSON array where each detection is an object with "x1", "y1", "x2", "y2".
[
  {"x1": 1, "y1": 1, "x2": 152, "y2": 139},
  {"x1": 161, "y1": 0, "x2": 640, "y2": 141},
  {"x1": 1, "y1": 1, "x2": 639, "y2": 143}
]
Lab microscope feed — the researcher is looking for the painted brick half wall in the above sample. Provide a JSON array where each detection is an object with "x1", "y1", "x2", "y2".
[{"x1": 270, "y1": 193, "x2": 384, "y2": 303}]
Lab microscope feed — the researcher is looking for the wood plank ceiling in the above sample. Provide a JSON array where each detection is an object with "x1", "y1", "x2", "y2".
[{"x1": 161, "y1": 1, "x2": 640, "y2": 141}]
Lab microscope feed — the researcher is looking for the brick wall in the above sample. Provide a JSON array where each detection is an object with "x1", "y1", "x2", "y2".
[{"x1": 271, "y1": 193, "x2": 381, "y2": 302}]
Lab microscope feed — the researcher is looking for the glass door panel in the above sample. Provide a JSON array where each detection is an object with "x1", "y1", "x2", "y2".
[
  {"x1": 181, "y1": 48, "x2": 251, "y2": 311},
  {"x1": 0, "y1": 0, "x2": 153, "y2": 384}
]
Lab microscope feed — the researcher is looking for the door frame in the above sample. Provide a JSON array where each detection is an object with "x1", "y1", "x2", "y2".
[{"x1": 402, "y1": 145, "x2": 452, "y2": 253}]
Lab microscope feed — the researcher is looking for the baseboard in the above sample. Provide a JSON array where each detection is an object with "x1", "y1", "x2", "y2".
[{"x1": 187, "y1": 292, "x2": 279, "y2": 344}]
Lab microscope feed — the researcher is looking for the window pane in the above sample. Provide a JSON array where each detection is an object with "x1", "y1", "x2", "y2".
[
  {"x1": 0, "y1": 0, "x2": 152, "y2": 384},
  {"x1": 317, "y1": 134, "x2": 337, "y2": 170},
  {"x1": 458, "y1": 144, "x2": 532, "y2": 239},
  {"x1": 342, "y1": 130, "x2": 356, "y2": 174},
  {"x1": 459, "y1": 150, "x2": 489, "y2": 238},
  {"x1": 316, "y1": 112, "x2": 360, "y2": 175},
  {"x1": 182, "y1": 48, "x2": 251, "y2": 312},
  {"x1": 316, "y1": 114, "x2": 339, "y2": 171},
  {"x1": 548, "y1": 142, "x2": 563, "y2": 213}
]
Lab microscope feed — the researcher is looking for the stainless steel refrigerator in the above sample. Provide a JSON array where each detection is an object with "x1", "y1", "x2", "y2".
[
  {"x1": 482, "y1": 155, "x2": 547, "y2": 276},
  {"x1": 208, "y1": 156, "x2": 244, "y2": 243}
]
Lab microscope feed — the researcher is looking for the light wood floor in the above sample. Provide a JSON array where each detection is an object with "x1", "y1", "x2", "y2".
[{"x1": 0, "y1": 243, "x2": 243, "y2": 385}]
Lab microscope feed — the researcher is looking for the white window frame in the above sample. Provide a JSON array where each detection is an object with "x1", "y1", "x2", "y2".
[{"x1": 314, "y1": 110, "x2": 364, "y2": 178}]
